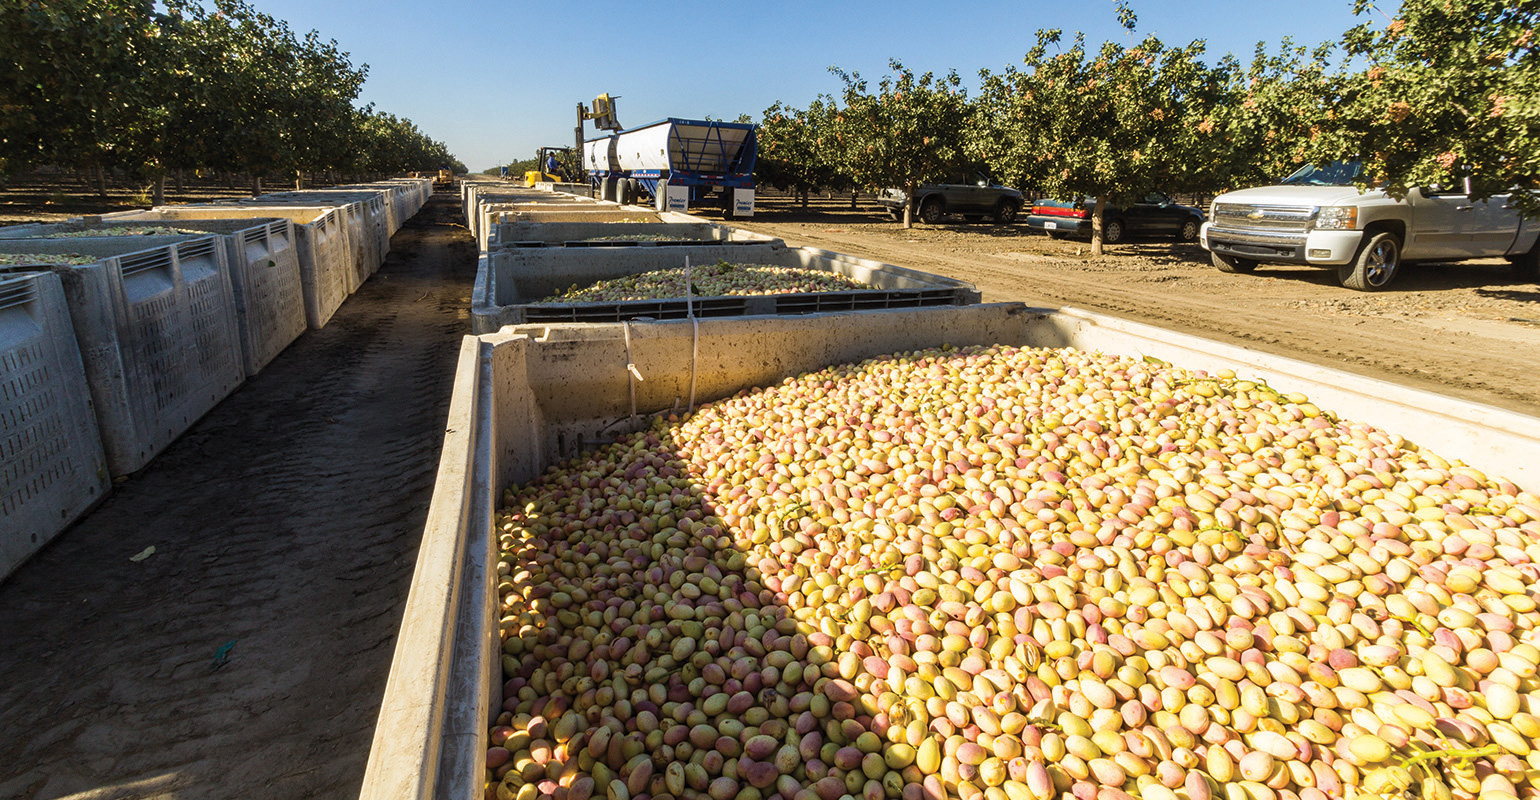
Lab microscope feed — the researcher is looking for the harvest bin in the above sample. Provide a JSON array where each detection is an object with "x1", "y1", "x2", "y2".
[
  {"x1": 470, "y1": 242, "x2": 982, "y2": 332},
  {"x1": 0, "y1": 237, "x2": 244, "y2": 476},
  {"x1": 0, "y1": 271, "x2": 110, "y2": 580},
  {"x1": 0, "y1": 217, "x2": 306, "y2": 375},
  {"x1": 251, "y1": 193, "x2": 384, "y2": 290},
  {"x1": 359, "y1": 303, "x2": 1540, "y2": 800},
  {"x1": 115, "y1": 205, "x2": 354, "y2": 331},
  {"x1": 488, "y1": 221, "x2": 778, "y2": 250}
]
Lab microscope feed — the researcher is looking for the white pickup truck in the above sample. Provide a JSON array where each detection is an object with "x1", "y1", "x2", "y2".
[{"x1": 1200, "y1": 161, "x2": 1539, "y2": 290}]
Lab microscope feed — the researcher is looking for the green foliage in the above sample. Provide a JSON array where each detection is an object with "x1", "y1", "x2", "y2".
[
  {"x1": 1210, "y1": 39, "x2": 1340, "y2": 188},
  {"x1": 0, "y1": 0, "x2": 156, "y2": 168},
  {"x1": 0, "y1": 0, "x2": 458, "y2": 180},
  {"x1": 1328, "y1": 0, "x2": 1540, "y2": 212},
  {"x1": 977, "y1": 31, "x2": 1235, "y2": 208},
  {"x1": 755, "y1": 98, "x2": 844, "y2": 198},
  {"x1": 830, "y1": 61, "x2": 970, "y2": 224}
]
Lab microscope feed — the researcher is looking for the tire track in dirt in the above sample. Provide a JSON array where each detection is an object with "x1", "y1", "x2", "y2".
[
  {"x1": 735, "y1": 217, "x2": 1540, "y2": 417},
  {"x1": 0, "y1": 190, "x2": 476, "y2": 800}
]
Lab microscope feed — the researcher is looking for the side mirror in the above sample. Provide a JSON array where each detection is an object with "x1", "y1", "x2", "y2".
[{"x1": 977, "y1": 180, "x2": 988, "y2": 187}]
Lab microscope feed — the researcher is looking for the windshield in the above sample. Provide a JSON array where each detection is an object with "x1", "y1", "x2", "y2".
[{"x1": 1281, "y1": 161, "x2": 1364, "y2": 186}]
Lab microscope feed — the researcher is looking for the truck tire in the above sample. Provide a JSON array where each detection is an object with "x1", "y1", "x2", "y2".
[
  {"x1": 993, "y1": 200, "x2": 1019, "y2": 225},
  {"x1": 919, "y1": 198, "x2": 944, "y2": 224},
  {"x1": 1513, "y1": 245, "x2": 1540, "y2": 282},
  {"x1": 617, "y1": 179, "x2": 634, "y2": 205},
  {"x1": 1339, "y1": 231, "x2": 1402, "y2": 291},
  {"x1": 1212, "y1": 252, "x2": 1258, "y2": 274},
  {"x1": 721, "y1": 191, "x2": 737, "y2": 221}
]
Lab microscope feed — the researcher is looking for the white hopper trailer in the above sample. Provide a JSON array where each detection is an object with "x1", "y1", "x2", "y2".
[{"x1": 585, "y1": 118, "x2": 757, "y2": 218}]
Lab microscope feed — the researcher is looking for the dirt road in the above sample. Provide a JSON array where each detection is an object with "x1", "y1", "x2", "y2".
[
  {"x1": 0, "y1": 191, "x2": 475, "y2": 799},
  {"x1": 734, "y1": 194, "x2": 1540, "y2": 417}
]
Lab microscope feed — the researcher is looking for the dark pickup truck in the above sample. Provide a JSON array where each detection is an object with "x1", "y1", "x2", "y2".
[{"x1": 877, "y1": 172, "x2": 1024, "y2": 224}]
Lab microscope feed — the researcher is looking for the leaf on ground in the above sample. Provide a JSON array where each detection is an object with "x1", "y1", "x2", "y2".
[{"x1": 129, "y1": 545, "x2": 156, "y2": 562}]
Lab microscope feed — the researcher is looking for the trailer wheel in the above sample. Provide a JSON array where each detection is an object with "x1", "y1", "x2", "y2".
[
  {"x1": 721, "y1": 191, "x2": 737, "y2": 220},
  {"x1": 617, "y1": 179, "x2": 633, "y2": 205}
]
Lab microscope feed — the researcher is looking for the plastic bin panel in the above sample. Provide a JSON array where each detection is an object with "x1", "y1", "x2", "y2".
[{"x1": 0, "y1": 272, "x2": 110, "y2": 579}]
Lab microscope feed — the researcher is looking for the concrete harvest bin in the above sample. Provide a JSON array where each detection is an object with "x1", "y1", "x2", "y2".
[
  {"x1": 2, "y1": 217, "x2": 306, "y2": 376},
  {"x1": 0, "y1": 237, "x2": 244, "y2": 475},
  {"x1": 359, "y1": 303, "x2": 1540, "y2": 800},
  {"x1": 0, "y1": 271, "x2": 111, "y2": 580},
  {"x1": 470, "y1": 242, "x2": 982, "y2": 332},
  {"x1": 488, "y1": 220, "x2": 779, "y2": 250},
  {"x1": 122, "y1": 205, "x2": 353, "y2": 331}
]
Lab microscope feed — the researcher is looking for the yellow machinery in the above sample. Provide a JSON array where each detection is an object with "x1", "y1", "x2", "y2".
[
  {"x1": 525, "y1": 146, "x2": 574, "y2": 185},
  {"x1": 436, "y1": 169, "x2": 452, "y2": 186}
]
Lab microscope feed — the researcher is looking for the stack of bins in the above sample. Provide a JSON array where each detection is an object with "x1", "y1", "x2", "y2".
[
  {"x1": 114, "y1": 205, "x2": 354, "y2": 330},
  {"x1": 358, "y1": 303, "x2": 1540, "y2": 799},
  {"x1": 0, "y1": 236, "x2": 244, "y2": 476},
  {"x1": 0, "y1": 270, "x2": 111, "y2": 579},
  {"x1": 0, "y1": 218, "x2": 305, "y2": 376}
]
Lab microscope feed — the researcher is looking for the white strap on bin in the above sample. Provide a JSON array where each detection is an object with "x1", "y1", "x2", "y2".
[{"x1": 622, "y1": 320, "x2": 642, "y2": 419}]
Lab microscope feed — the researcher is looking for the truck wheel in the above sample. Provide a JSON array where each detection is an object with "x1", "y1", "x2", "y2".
[
  {"x1": 1179, "y1": 218, "x2": 1200, "y2": 242},
  {"x1": 919, "y1": 198, "x2": 944, "y2": 224},
  {"x1": 1339, "y1": 231, "x2": 1402, "y2": 291},
  {"x1": 1212, "y1": 252, "x2": 1258, "y2": 274},
  {"x1": 1512, "y1": 246, "x2": 1540, "y2": 282},
  {"x1": 721, "y1": 191, "x2": 737, "y2": 220},
  {"x1": 994, "y1": 200, "x2": 1019, "y2": 225}
]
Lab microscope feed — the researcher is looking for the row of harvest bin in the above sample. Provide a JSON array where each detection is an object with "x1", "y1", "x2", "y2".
[
  {"x1": 0, "y1": 177, "x2": 433, "y2": 579},
  {"x1": 357, "y1": 183, "x2": 1006, "y2": 795}
]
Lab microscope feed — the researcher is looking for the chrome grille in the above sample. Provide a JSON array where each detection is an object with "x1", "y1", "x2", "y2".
[{"x1": 1211, "y1": 203, "x2": 1316, "y2": 233}]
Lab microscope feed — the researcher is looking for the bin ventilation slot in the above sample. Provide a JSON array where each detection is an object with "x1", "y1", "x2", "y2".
[
  {"x1": 0, "y1": 278, "x2": 37, "y2": 312},
  {"x1": 525, "y1": 297, "x2": 749, "y2": 323},
  {"x1": 774, "y1": 289, "x2": 966, "y2": 314},
  {"x1": 178, "y1": 238, "x2": 218, "y2": 260},
  {"x1": 120, "y1": 250, "x2": 172, "y2": 277},
  {"x1": 242, "y1": 228, "x2": 268, "y2": 245}
]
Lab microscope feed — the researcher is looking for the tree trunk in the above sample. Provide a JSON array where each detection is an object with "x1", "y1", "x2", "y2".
[
  {"x1": 799, "y1": 189, "x2": 808, "y2": 208},
  {"x1": 1090, "y1": 194, "x2": 1107, "y2": 257},
  {"x1": 94, "y1": 164, "x2": 108, "y2": 198},
  {"x1": 152, "y1": 174, "x2": 166, "y2": 207},
  {"x1": 902, "y1": 180, "x2": 916, "y2": 229},
  {"x1": 295, "y1": 170, "x2": 304, "y2": 190},
  {"x1": 250, "y1": 174, "x2": 262, "y2": 197},
  {"x1": 225, "y1": 170, "x2": 235, "y2": 190},
  {"x1": 173, "y1": 168, "x2": 184, "y2": 195},
  {"x1": 850, "y1": 191, "x2": 859, "y2": 209}
]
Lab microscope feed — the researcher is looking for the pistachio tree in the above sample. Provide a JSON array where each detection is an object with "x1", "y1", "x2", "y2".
[
  {"x1": 975, "y1": 29, "x2": 1235, "y2": 255},
  {"x1": 829, "y1": 61, "x2": 970, "y2": 228},
  {"x1": 1327, "y1": 0, "x2": 1540, "y2": 214},
  {"x1": 756, "y1": 99, "x2": 844, "y2": 207}
]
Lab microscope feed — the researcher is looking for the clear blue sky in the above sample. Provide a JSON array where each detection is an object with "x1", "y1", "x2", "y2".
[{"x1": 246, "y1": 0, "x2": 1385, "y2": 172}]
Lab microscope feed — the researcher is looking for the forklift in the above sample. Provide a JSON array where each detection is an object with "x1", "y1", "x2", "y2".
[{"x1": 525, "y1": 146, "x2": 575, "y2": 185}]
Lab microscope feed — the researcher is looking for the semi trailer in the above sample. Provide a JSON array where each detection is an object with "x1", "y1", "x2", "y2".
[{"x1": 584, "y1": 118, "x2": 757, "y2": 219}]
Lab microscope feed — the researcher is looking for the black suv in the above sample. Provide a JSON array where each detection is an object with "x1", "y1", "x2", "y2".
[{"x1": 877, "y1": 172, "x2": 1023, "y2": 224}]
